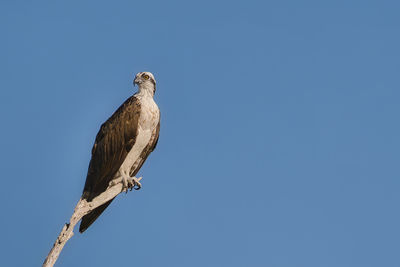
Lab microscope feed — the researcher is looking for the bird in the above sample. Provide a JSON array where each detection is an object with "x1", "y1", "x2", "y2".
[{"x1": 79, "y1": 72, "x2": 160, "y2": 233}]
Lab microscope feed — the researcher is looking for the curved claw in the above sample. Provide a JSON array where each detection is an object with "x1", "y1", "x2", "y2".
[
  {"x1": 120, "y1": 176, "x2": 142, "y2": 192},
  {"x1": 134, "y1": 177, "x2": 142, "y2": 190},
  {"x1": 121, "y1": 177, "x2": 129, "y2": 193}
]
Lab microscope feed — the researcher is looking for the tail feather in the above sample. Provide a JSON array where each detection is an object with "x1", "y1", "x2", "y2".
[{"x1": 79, "y1": 198, "x2": 115, "y2": 233}]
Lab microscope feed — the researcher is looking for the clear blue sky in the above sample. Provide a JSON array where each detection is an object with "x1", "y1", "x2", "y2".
[{"x1": 1, "y1": 1, "x2": 399, "y2": 266}]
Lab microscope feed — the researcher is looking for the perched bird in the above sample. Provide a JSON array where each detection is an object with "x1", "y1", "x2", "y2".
[{"x1": 79, "y1": 72, "x2": 160, "y2": 233}]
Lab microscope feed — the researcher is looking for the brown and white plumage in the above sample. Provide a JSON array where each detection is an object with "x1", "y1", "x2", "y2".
[{"x1": 79, "y1": 72, "x2": 160, "y2": 233}]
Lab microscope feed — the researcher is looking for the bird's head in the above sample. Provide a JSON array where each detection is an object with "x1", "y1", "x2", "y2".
[{"x1": 134, "y1": 72, "x2": 156, "y2": 95}]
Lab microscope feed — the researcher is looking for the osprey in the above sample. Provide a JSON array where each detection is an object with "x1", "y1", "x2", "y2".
[{"x1": 79, "y1": 72, "x2": 160, "y2": 233}]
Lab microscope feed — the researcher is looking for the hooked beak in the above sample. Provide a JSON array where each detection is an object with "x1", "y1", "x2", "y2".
[{"x1": 134, "y1": 76, "x2": 142, "y2": 86}]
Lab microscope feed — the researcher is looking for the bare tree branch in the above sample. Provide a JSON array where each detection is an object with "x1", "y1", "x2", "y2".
[{"x1": 42, "y1": 177, "x2": 142, "y2": 267}]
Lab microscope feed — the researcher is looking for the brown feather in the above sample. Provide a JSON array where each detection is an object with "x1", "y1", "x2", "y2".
[{"x1": 79, "y1": 95, "x2": 147, "y2": 233}]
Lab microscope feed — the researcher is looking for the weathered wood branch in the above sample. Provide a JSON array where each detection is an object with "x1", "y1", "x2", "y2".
[{"x1": 42, "y1": 177, "x2": 142, "y2": 267}]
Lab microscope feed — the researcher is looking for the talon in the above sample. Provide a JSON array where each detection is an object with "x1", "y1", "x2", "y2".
[
  {"x1": 120, "y1": 175, "x2": 142, "y2": 192},
  {"x1": 132, "y1": 177, "x2": 142, "y2": 190},
  {"x1": 121, "y1": 175, "x2": 131, "y2": 193},
  {"x1": 122, "y1": 177, "x2": 128, "y2": 192}
]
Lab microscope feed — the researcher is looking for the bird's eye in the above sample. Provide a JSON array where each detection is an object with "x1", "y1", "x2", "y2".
[{"x1": 143, "y1": 74, "x2": 150, "y2": 80}]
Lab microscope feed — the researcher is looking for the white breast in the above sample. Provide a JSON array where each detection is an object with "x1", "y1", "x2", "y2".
[
  {"x1": 137, "y1": 95, "x2": 160, "y2": 131},
  {"x1": 117, "y1": 95, "x2": 159, "y2": 178}
]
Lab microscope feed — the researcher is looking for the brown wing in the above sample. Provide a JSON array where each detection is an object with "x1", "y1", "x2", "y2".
[{"x1": 79, "y1": 95, "x2": 141, "y2": 233}]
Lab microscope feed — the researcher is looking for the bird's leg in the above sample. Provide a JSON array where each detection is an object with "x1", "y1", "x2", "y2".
[
  {"x1": 127, "y1": 176, "x2": 142, "y2": 191},
  {"x1": 108, "y1": 172, "x2": 142, "y2": 192},
  {"x1": 121, "y1": 176, "x2": 142, "y2": 191},
  {"x1": 120, "y1": 172, "x2": 142, "y2": 192}
]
